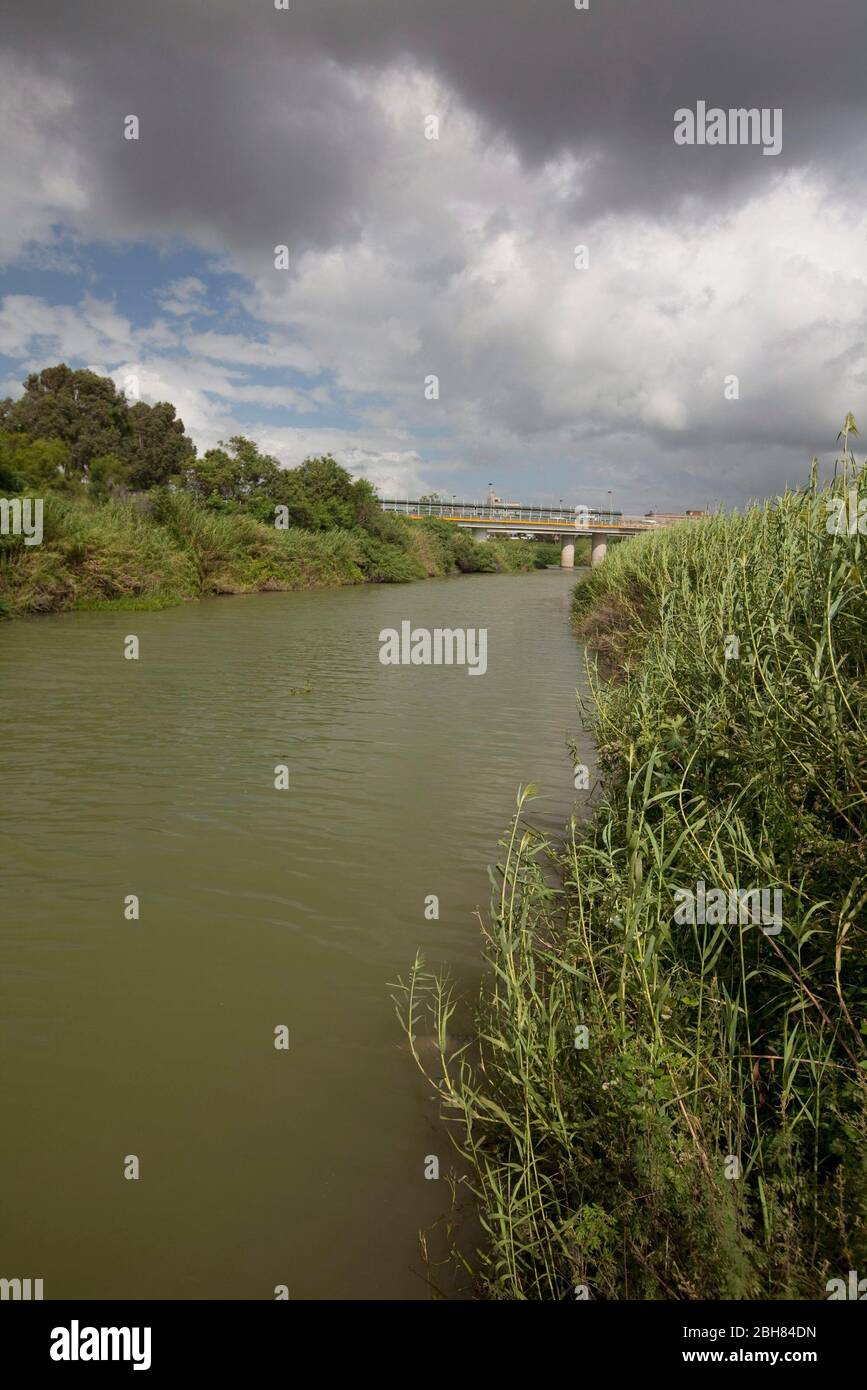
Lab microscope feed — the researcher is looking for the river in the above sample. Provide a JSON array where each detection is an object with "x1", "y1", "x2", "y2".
[{"x1": 0, "y1": 567, "x2": 590, "y2": 1299}]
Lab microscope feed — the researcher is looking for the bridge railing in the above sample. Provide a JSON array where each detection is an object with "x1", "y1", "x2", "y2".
[{"x1": 379, "y1": 499, "x2": 622, "y2": 526}]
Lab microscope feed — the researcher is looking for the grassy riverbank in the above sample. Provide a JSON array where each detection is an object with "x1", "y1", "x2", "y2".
[
  {"x1": 0, "y1": 490, "x2": 557, "y2": 619},
  {"x1": 399, "y1": 450, "x2": 867, "y2": 1299},
  {"x1": 0, "y1": 363, "x2": 567, "y2": 619}
]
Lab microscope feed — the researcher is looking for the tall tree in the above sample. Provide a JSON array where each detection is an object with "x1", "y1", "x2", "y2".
[
  {"x1": 280, "y1": 455, "x2": 359, "y2": 530},
  {"x1": 178, "y1": 435, "x2": 282, "y2": 507},
  {"x1": 124, "y1": 400, "x2": 195, "y2": 489},
  {"x1": 0, "y1": 364, "x2": 129, "y2": 477}
]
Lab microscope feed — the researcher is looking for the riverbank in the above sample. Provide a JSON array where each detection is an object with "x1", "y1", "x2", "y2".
[
  {"x1": 400, "y1": 459, "x2": 867, "y2": 1299},
  {"x1": 1, "y1": 366, "x2": 579, "y2": 619},
  {"x1": 0, "y1": 490, "x2": 567, "y2": 619}
]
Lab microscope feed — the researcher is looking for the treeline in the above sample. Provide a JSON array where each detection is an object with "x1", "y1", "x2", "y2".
[
  {"x1": 0, "y1": 365, "x2": 553, "y2": 616},
  {"x1": 0, "y1": 362, "x2": 397, "y2": 528}
]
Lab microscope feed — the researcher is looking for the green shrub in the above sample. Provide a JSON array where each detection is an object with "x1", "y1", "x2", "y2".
[{"x1": 354, "y1": 531, "x2": 426, "y2": 583}]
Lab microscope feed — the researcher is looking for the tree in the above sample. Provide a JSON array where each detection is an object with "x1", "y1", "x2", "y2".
[
  {"x1": 0, "y1": 365, "x2": 196, "y2": 490},
  {"x1": 0, "y1": 431, "x2": 71, "y2": 490},
  {"x1": 278, "y1": 455, "x2": 359, "y2": 530},
  {"x1": 0, "y1": 364, "x2": 129, "y2": 477},
  {"x1": 350, "y1": 477, "x2": 382, "y2": 529},
  {"x1": 124, "y1": 400, "x2": 196, "y2": 489},
  {"x1": 177, "y1": 435, "x2": 282, "y2": 509},
  {"x1": 88, "y1": 453, "x2": 132, "y2": 501},
  {"x1": 0, "y1": 446, "x2": 23, "y2": 493}
]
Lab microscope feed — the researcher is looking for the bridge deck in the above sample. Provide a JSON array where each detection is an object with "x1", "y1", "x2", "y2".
[{"x1": 379, "y1": 500, "x2": 655, "y2": 534}]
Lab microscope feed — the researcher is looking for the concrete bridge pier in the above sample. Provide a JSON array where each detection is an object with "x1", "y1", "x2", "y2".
[
  {"x1": 560, "y1": 539, "x2": 575, "y2": 569},
  {"x1": 590, "y1": 532, "x2": 608, "y2": 568},
  {"x1": 475, "y1": 529, "x2": 489, "y2": 542}
]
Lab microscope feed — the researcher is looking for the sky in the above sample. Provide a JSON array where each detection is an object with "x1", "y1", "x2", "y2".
[{"x1": 1, "y1": 0, "x2": 866, "y2": 513}]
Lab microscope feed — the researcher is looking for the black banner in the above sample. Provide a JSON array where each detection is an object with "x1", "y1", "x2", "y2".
[{"x1": 2, "y1": 1299, "x2": 862, "y2": 1376}]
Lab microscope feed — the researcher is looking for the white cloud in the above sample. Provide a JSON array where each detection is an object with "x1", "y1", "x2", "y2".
[
  {"x1": 187, "y1": 331, "x2": 319, "y2": 374},
  {"x1": 156, "y1": 276, "x2": 211, "y2": 317},
  {"x1": 0, "y1": 294, "x2": 133, "y2": 361},
  {"x1": 254, "y1": 424, "x2": 431, "y2": 497}
]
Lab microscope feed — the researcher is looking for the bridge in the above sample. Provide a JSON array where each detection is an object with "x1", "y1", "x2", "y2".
[{"x1": 379, "y1": 498, "x2": 661, "y2": 568}]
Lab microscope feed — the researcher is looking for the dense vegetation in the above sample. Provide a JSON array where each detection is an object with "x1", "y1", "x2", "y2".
[
  {"x1": 399, "y1": 430, "x2": 867, "y2": 1299},
  {"x1": 0, "y1": 364, "x2": 556, "y2": 617}
]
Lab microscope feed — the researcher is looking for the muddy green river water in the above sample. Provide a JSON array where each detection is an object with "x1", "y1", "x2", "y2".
[{"x1": 0, "y1": 567, "x2": 590, "y2": 1298}]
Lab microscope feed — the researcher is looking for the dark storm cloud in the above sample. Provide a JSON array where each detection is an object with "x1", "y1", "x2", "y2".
[
  {"x1": 1, "y1": 2, "x2": 387, "y2": 259},
  {"x1": 4, "y1": 0, "x2": 867, "y2": 256},
  {"x1": 300, "y1": 0, "x2": 867, "y2": 215}
]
